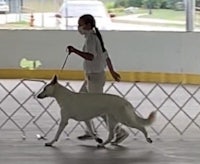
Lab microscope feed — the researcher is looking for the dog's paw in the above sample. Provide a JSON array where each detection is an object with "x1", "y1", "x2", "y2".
[
  {"x1": 147, "y1": 138, "x2": 153, "y2": 143},
  {"x1": 96, "y1": 137, "x2": 103, "y2": 144},
  {"x1": 97, "y1": 144, "x2": 105, "y2": 149},
  {"x1": 45, "y1": 142, "x2": 53, "y2": 147}
]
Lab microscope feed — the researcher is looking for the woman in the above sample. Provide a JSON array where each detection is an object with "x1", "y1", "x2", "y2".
[{"x1": 67, "y1": 14, "x2": 129, "y2": 145}]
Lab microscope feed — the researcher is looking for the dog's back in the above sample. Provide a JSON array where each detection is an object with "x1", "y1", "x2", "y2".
[
  {"x1": 61, "y1": 91, "x2": 128, "y2": 120},
  {"x1": 53, "y1": 83, "x2": 155, "y2": 127}
]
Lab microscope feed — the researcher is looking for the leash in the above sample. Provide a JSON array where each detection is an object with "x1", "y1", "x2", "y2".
[{"x1": 61, "y1": 51, "x2": 70, "y2": 70}]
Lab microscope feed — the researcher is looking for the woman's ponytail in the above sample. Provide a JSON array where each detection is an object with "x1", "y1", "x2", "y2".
[{"x1": 95, "y1": 27, "x2": 106, "y2": 52}]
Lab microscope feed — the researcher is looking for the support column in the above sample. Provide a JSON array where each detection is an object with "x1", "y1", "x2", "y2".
[{"x1": 186, "y1": 0, "x2": 195, "y2": 32}]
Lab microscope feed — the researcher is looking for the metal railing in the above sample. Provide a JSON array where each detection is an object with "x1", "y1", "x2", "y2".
[{"x1": 0, "y1": 79, "x2": 200, "y2": 140}]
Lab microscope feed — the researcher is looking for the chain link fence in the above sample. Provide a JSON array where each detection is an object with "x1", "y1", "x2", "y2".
[{"x1": 0, "y1": 79, "x2": 200, "y2": 140}]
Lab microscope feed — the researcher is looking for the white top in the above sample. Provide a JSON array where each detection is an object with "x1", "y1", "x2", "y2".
[{"x1": 82, "y1": 30, "x2": 108, "y2": 73}]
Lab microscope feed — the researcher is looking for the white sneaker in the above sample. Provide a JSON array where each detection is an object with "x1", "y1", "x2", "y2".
[{"x1": 111, "y1": 128, "x2": 129, "y2": 145}]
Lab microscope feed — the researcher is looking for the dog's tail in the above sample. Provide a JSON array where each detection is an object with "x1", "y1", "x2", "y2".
[{"x1": 137, "y1": 111, "x2": 156, "y2": 126}]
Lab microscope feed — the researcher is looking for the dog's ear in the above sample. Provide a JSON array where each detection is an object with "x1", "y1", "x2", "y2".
[{"x1": 51, "y1": 75, "x2": 58, "y2": 85}]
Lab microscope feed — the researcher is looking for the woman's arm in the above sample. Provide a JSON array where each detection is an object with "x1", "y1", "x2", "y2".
[
  {"x1": 106, "y1": 57, "x2": 121, "y2": 82},
  {"x1": 67, "y1": 46, "x2": 94, "y2": 61}
]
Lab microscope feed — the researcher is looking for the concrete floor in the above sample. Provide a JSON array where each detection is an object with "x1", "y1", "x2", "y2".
[{"x1": 0, "y1": 137, "x2": 199, "y2": 164}]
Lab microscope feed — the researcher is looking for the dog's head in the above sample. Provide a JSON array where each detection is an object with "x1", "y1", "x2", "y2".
[{"x1": 37, "y1": 75, "x2": 58, "y2": 99}]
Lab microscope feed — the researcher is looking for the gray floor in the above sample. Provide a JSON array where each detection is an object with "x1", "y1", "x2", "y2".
[
  {"x1": 0, "y1": 137, "x2": 200, "y2": 164},
  {"x1": 0, "y1": 126, "x2": 199, "y2": 164}
]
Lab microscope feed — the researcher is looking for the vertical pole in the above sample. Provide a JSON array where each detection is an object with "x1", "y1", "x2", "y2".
[
  {"x1": 41, "y1": 0, "x2": 44, "y2": 27},
  {"x1": 65, "y1": 1, "x2": 68, "y2": 29},
  {"x1": 149, "y1": 0, "x2": 152, "y2": 15},
  {"x1": 186, "y1": 0, "x2": 195, "y2": 32}
]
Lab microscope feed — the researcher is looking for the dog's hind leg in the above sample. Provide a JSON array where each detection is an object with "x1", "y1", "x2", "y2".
[
  {"x1": 85, "y1": 120, "x2": 103, "y2": 144},
  {"x1": 45, "y1": 119, "x2": 68, "y2": 147},
  {"x1": 97, "y1": 115, "x2": 117, "y2": 148},
  {"x1": 136, "y1": 126, "x2": 152, "y2": 143}
]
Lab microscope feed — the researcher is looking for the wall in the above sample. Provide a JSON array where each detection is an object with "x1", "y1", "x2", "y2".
[{"x1": 1, "y1": 30, "x2": 200, "y2": 82}]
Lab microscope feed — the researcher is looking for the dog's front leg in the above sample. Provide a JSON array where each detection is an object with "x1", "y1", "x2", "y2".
[{"x1": 45, "y1": 119, "x2": 68, "y2": 147}]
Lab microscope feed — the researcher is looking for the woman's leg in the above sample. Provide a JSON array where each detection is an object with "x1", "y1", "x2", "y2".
[
  {"x1": 78, "y1": 72, "x2": 105, "y2": 140},
  {"x1": 77, "y1": 80, "x2": 97, "y2": 140},
  {"x1": 87, "y1": 72, "x2": 105, "y2": 93}
]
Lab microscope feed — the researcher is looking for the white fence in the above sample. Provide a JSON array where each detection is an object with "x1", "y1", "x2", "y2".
[{"x1": 0, "y1": 79, "x2": 200, "y2": 140}]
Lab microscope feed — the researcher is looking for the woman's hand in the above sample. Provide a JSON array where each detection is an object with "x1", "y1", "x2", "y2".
[
  {"x1": 111, "y1": 70, "x2": 121, "y2": 82},
  {"x1": 66, "y1": 46, "x2": 76, "y2": 54}
]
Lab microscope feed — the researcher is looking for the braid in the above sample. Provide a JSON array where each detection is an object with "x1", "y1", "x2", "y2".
[{"x1": 95, "y1": 27, "x2": 106, "y2": 52}]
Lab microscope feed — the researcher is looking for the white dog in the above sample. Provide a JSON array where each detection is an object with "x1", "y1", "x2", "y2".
[{"x1": 37, "y1": 75, "x2": 156, "y2": 147}]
